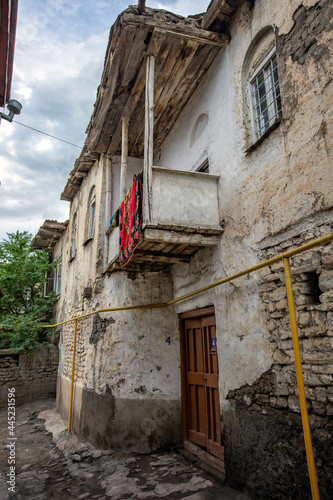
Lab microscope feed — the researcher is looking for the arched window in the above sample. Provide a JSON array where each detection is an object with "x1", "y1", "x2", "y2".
[
  {"x1": 248, "y1": 48, "x2": 282, "y2": 141},
  {"x1": 87, "y1": 186, "x2": 96, "y2": 240},
  {"x1": 70, "y1": 213, "x2": 77, "y2": 260},
  {"x1": 243, "y1": 28, "x2": 282, "y2": 149}
]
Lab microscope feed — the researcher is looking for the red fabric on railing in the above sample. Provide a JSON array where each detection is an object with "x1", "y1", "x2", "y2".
[{"x1": 119, "y1": 172, "x2": 143, "y2": 267}]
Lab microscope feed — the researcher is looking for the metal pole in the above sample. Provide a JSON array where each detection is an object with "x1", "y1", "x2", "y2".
[
  {"x1": 68, "y1": 319, "x2": 78, "y2": 433},
  {"x1": 120, "y1": 117, "x2": 129, "y2": 200},
  {"x1": 283, "y1": 257, "x2": 320, "y2": 500}
]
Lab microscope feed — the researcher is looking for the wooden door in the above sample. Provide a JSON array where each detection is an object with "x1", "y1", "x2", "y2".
[{"x1": 182, "y1": 310, "x2": 223, "y2": 460}]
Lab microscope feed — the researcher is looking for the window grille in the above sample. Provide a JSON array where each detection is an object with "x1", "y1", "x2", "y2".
[{"x1": 249, "y1": 49, "x2": 282, "y2": 141}]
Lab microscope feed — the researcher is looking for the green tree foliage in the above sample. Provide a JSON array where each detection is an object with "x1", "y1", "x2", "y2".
[{"x1": 0, "y1": 231, "x2": 57, "y2": 354}]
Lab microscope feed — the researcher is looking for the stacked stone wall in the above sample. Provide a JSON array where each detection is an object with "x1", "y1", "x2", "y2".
[
  {"x1": 224, "y1": 224, "x2": 333, "y2": 499},
  {"x1": 0, "y1": 347, "x2": 59, "y2": 407}
]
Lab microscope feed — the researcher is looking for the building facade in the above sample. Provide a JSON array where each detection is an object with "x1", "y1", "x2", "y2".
[{"x1": 33, "y1": 1, "x2": 333, "y2": 498}]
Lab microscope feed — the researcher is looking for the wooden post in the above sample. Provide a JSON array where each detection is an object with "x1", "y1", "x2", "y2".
[
  {"x1": 68, "y1": 319, "x2": 78, "y2": 433},
  {"x1": 143, "y1": 55, "x2": 155, "y2": 223},
  {"x1": 120, "y1": 117, "x2": 129, "y2": 200}
]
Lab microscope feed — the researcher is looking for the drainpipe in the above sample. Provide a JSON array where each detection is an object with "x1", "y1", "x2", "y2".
[{"x1": 138, "y1": 0, "x2": 145, "y2": 13}]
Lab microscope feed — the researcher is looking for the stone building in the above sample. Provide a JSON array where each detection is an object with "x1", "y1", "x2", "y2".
[{"x1": 33, "y1": 1, "x2": 333, "y2": 498}]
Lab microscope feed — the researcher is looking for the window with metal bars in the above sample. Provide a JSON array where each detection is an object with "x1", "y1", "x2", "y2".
[{"x1": 249, "y1": 48, "x2": 282, "y2": 141}]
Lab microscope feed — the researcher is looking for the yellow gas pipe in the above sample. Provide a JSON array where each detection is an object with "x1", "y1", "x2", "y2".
[
  {"x1": 67, "y1": 319, "x2": 78, "y2": 433},
  {"x1": 4, "y1": 233, "x2": 332, "y2": 499},
  {"x1": 283, "y1": 257, "x2": 320, "y2": 500}
]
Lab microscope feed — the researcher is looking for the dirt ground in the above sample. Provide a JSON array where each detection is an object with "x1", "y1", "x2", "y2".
[{"x1": 0, "y1": 399, "x2": 251, "y2": 500}]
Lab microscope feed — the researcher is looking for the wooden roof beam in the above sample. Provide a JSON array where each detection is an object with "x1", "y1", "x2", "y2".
[
  {"x1": 153, "y1": 27, "x2": 229, "y2": 47},
  {"x1": 107, "y1": 28, "x2": 166, "y2": 155},
  {"x1": 202, "y1": 0, "x2": 242, "y2": 31}
]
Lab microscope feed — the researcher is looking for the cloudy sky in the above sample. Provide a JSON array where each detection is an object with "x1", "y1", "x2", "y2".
[{"x1": 0, "y1": 0, "x2": 210, "y2": 243}]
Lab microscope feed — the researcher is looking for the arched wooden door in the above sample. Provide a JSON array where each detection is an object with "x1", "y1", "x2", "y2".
[{"x1": 180, "y1": 307, "x2": 223, "y2": 460}]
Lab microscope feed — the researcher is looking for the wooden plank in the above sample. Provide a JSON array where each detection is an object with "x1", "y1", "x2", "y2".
[
  {"x1": 148, "y1": 242, "x2": 169, "y2": 252},
  {"x1": 188, "y1": 430, "x2": 207, "y2": 448},
  {"x1": 133, "y1": 253, "x2": 188, "y2": 264},
  {"x1": 143, "y1": 54, "x2": 155, "y2": 223},
  {"x1": 143, "y1": 228, "x2": 220, "y2": 246},
  {"x1": 145, "y1": 222, "x2": 222, "y2": 235},
  {"x1": 171, "y1": 244, "x2": 189, "y2": 254},
  {"x1": 154, "y1": 27, "x2": 228, "y2": 47},
  {"x1": 73, "y1": 172, "x2": 88, "y2": 178},
  {"x1": 153, "y1": 33, "x2": 188, "y2": 109},
  {"x1": 120, "y1": 116, "x2": 129, "y2": 199},
  {"x1": 183, "y1": 440, "x2": 225, "y2": 475},
  {"x1": 124, "y1": 15, "x2": 229, "y2": 45},
  {"x1": 154, "y1": 44, "x2": 221, "y2": 153},
  {"x1": 43, "y1": 221, "x2": 68, "y2": 230},
  {"x1": 107, "y1": 29, "x2": 166, "y2": 155},
  {"x1": 201, "y1": 0, "x2": 235, "y2": 31},
  {"x1": 154, "y1": 39, "x2": 199, "y2": 128}
]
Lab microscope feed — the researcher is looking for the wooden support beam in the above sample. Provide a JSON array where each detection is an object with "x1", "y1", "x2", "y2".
[
  {"x1": 43, "y1": 221, "x2": 68, "y2": 231},
  {"x1": 73, "y1": 172, "x2": 88, "y2": 178},
  {"x1": 143, "y1": 228, "x2": 220, "y2": 246},
  {"x1": 135, "y1": 249, "x2": 191, "y2": 263},
  {"x1": 120, "y1": 117, "x2": 129, "y2": 200},
  {"x1": 143, "y1": 54, "x2": 155, "y2": 223},
  {"x1": 154, "y1": 27, "x2": 229, "y2": 47},
  {"x1": 133, "y1": 253, "x2": 189, "y2": 264}
]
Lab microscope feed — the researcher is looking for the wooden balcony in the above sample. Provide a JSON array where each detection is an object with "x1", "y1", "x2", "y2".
[{"x1": 105, "y1": 166, "x2": 222, "y2": 272}]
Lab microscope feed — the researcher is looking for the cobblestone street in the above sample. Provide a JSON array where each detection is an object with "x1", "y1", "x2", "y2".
[{"x1": 0, "y1": 399, "x2": 251, "y2": 500}]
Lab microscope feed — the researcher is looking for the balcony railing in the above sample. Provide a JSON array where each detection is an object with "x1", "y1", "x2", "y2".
[{"x1": 106, "y1": 166, "x2": 222, "y2": 272}]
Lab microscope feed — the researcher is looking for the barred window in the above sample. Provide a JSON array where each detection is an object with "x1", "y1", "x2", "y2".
[{"x1": 249, "y1": 49, "x2": 282, "y2": 141}]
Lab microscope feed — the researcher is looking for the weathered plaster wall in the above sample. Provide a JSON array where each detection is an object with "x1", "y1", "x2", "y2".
[
  {"x1": 157, "y1": 0, "x2": 333, "y2": 498},
  {"x1": 53, "y1": 0, "x2": 332, "y2": 497},
  {"x1": 55, "y1": 156, "x2": 181, "y2": 452}
]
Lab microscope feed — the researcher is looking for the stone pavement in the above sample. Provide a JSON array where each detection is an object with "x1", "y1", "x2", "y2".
[{"x1": 0, "y1": 400, "x2": 251, "y2": 500}]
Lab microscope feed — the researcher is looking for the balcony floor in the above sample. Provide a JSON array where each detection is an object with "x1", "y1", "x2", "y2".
[{"x1": 106, "y1": 224, "x2": 223, "y2": 272}]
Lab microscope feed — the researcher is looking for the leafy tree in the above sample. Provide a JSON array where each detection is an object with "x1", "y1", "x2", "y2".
[{"x1": 0, "y1": 231, "x2": 57, "y2": 354}]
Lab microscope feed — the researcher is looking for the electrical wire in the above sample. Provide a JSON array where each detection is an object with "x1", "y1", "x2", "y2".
[{"x1": 13, "y1": 120, "x2": 82, "y2": 149}]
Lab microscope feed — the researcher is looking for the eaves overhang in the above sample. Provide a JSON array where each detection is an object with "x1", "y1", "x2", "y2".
[
  {"x1": 85, "y1": 6, "x2": 229, "y2": 158},
  {"x1": 31, "y1": 220, "x2": 69, "y2": 250},
  {"x1": 61, "y1": 1, "x2": 242, "y2": 202}
]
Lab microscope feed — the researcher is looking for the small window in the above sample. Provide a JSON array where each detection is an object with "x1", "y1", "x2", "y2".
[
  {"x1": 248, "y1": 48, "x2": 282, "y2": 141},
  {"x1": 54, "y1": 254, "x2": 62, "y2": 295},
  {"x1": 87, "y1": 187, "x2": 96, "y2": 240},
  {"x1": 70, "y1": 213, "x2": 77, "y2": 260}
]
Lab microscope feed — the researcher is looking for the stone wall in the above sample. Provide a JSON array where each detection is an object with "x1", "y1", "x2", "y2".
[
  {"x1": 224, "y1": 223, "x2": 333, "y2": 500},
  {"x1": 0, "y1": 347, "x2": 59, "y2": 407}
]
